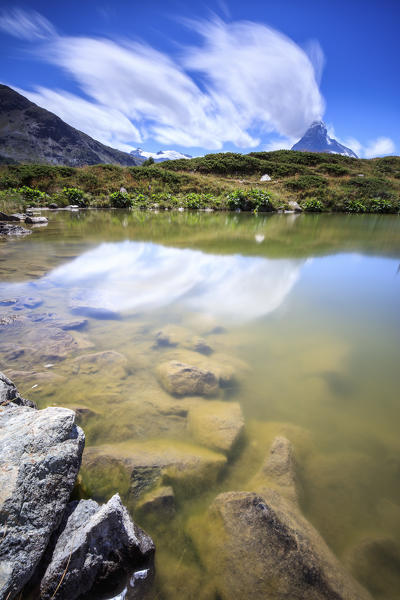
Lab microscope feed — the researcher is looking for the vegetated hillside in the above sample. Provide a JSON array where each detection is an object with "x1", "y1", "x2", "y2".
[
  {"x1": 0, "y1": 84, "x2": 142, "y2": 167},
  {"x1": 158, "y1": 150, "x2": 400, "y2": 212},
  {"x1": 0, "y1": 150, "x2": 399, "y2": 214}
]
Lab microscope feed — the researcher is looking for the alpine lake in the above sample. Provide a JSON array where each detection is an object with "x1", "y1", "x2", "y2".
[{"x1": 1, "y1": 209, "x2": 399, "y2": 600}]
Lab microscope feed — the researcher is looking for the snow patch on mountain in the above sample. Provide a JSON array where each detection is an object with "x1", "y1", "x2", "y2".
[{"x1": 130, "y1": 148, "x2": 193, "y2": 162}]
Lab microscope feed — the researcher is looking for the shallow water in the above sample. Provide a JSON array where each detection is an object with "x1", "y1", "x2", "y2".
[{"x1": 1, "y1": 211, "x2": 400, "y2": 599}]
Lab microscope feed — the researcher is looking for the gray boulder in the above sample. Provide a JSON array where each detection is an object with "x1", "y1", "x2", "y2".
[
  {"x1": 25, "y1": 215, "x2": 48, "y2": 224},
  {"x1": 0, "y1": 370, "x2": 36, "y2": 408},
  {"x1": 194, "y1": 490, "x2": 372, "y2": 600},
  {"x1": 288, "y1": 200, "x2": 302, "y2": 212},
  {"x1": 0, "y1": 222, "x2": 31, "y2": 236},
  {"x1": 0, "y1": 405, "x2": 84, "y2": 599},
  {"x1": 39, "y1": 494, "x2": 154, "y2": 600},
  {"x1": 0, "y1": 211, "x2": 21, "y2": 222},
  {"x1": 156, "y1": 360, "x2": 219, "y2": 397}
]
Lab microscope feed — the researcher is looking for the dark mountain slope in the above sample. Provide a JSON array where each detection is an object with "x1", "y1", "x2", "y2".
[{"x1": 0, "y1": 84, "x2": 142, "y2": 166}]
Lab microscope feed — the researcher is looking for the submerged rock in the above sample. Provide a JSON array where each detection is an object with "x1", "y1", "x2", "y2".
[
  {"x1": 154, "y1": 326, "x2": 213, "y2": 355},
  {"x1": 25, "y1": 326, "x2": 80, "y2": 362},
  {"x1": 154, "y1": 325, "x2": 189, "y2": 348},
  {"x1": 16, "y1": 295, "x2": 43, "y2": 309},
  {"x1": 57, "y1": 317, "x2": 88, "y2": 331},
  {"x1": 137, "y1": 485, "x2": 175, "y2": 517},
  {"x1": 187, "y1": 336, "x2": 213, "y2": 355},
  {"x1": 188, "y1": 401, "x2": 244, "y2": 454},
  {"x1": 345, "y1": 536, "x2": 400, "y2": 600},
  {"x1": 194, "y1": 490, "x2": 372, "y2": 600},
  {"x1": 157, "y1": 360, "x2": 219, "y2": 397},
  {"x1": 39, "y1": 494, "x2": 154, "y2": 600},
  {"x1": 27, "y1": 312, "x2": 87, "y2": 331},
  {"x1": 0, "y1": 405, "x2": 84, "y2": 599},
  {"x1": 250, "y1": 436, "x2": 299, "y2": 504},
  {"x1": 69, "y1": 299, "x2": 119, "y2": 320},
  {"x1": 82, "y1": 440, "x2": 226, "y2": 502},
  {"x1": 71, "y1": 350, "x2": 128, "y2": 378},
  {"x1": 0, "y1": 370, "x2": 36, "y2": 408},
  {"x1": 0, "y1": 313, "x2": 25, "y2": 327}
]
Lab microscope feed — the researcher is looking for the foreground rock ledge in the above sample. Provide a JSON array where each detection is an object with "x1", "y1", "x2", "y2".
[
  {"x1": 0, "y1": 405, "x2": 84, "y2": 599},
  {"x1": 39, "y1": 494, "x2": 154, "y2": 600},
  {"x1": 0, "y1": 373, "x2": 155, "y2": 600}
]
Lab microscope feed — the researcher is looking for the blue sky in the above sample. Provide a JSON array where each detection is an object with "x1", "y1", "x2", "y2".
[{"x1": 0, "y1": 0, "x2": 398, "y2": 157}]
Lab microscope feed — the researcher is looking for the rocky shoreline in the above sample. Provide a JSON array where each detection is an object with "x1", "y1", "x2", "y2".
[{"x1": 0, "y1": 373, "x2": 155, "y2": 600}]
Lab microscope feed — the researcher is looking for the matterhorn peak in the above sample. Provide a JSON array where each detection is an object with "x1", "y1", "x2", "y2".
[{"x1": 291, "y1": 121, "x2": 358, "y2": 158}]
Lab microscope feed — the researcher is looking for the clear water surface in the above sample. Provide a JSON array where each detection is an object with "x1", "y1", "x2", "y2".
[{"x1": 1, "y1": 210, "x2": 399, "y2": 599}]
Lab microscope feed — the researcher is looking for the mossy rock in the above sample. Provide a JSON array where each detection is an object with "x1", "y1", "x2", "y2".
[
  {"x1": 187, "y1": 400, "x2": 244, "y2": 454},
  {"x1": 82, "y1": 439, "x2": 227, "y2": 503},
  {"x1": 189, "y1": 489, "x2": 372, "y2": 600}
]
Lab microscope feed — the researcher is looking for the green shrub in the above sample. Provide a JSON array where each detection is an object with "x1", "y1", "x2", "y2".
[
  {"x1": 18, "y1": 186, "x2": 46, "y2": 202},
  {"x1": 344, "y1": 199, "x2": 366, "y2": 213},
  {"x1": 148, "y1": 192, "x2": 178, "y2": 208},
  {"x1": 346, "y1": 176, "x2": 392, "y2": 198},
  {"x1": 285, "y1": 175, "x2": 328, "y2": 192},
  {"x1": 132, "y1": 193, "x2": 150, "y2": 208},
  {"x1": 109, "y1": 190, "x2": 132, "y2": 208},
  {"x1": 374, "y1": 156, "x2": 400, "y2": 178},
  {"x1": 226, "y1": 189, "x2": 273, "y2": 211},
  {"x1": 0, "y1": 175, "x2": 19, "y2": 190},
  {"x1": 76, "y1": 171, "x2": 98, "y2": 192},
  {"x1": 319, "y1": 164, "x2": 350, "y2": 177},
  {"x1": 181, "y1": 192, "x2": 219, "y2": 209},
  {"x1": 9, "y1": 164, "x2": 54, "y2": 185},
  {"x1": 62, "y1": 187, "x2": 87, "y2": 207},
  {"x1": 129, "y1": 166, "x2": 185, "y2": 185},
  {"x1": 303, "y1": 198, "x2": 325, "y2": 212},
  {"x1": 367, "y1": 197, "x2": 396, "y2": 213}
]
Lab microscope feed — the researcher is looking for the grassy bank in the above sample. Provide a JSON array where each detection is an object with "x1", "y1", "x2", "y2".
[{"x1": 0, "y1": 150, "x2": 399, "y2": 214}]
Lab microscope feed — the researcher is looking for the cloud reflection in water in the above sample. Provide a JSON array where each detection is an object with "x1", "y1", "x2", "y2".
[{"x1": 39, "y1": 242, "x2": 304, "y2": 322}]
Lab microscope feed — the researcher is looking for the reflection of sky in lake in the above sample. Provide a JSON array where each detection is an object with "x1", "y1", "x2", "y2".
[{"x1": 1, "y1": 242, "x2": 305, "y2": 322}]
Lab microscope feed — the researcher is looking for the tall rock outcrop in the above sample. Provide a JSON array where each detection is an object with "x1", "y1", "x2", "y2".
[{"x1": 0, "y1": 405, "x2": 85, "y2": 599}]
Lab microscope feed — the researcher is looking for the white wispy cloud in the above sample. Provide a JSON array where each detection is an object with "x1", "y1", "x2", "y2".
[
  {"x1": 263, "y1": 136, "x2": 296, "y2": 152},
  {"x1": 1, "y1": 8, "x2": 326, "y2": 151},
  {"x1": 0, "y1": 8, "x2": 56, "y2": 40},
  {"x1": 329, "y1": 126, "x2": 395, "y2": 158},
  {"x1": 16, "y1": 86, "x2": 142, "y2": 151},
  {"x1": 363, "y1": 136, "x2": 395, "y2": 158},
  {"x1": 183, "y1": 18, "x2": 325, "y2": 140}
]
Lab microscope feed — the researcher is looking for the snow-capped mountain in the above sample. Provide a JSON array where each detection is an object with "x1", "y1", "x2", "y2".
[
  {"x1": 130, "y1": 148, "x2": 192, "y2": 162},
  {"x1": 291, "y1": 121, "x2": 358, "y2": 158}
]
